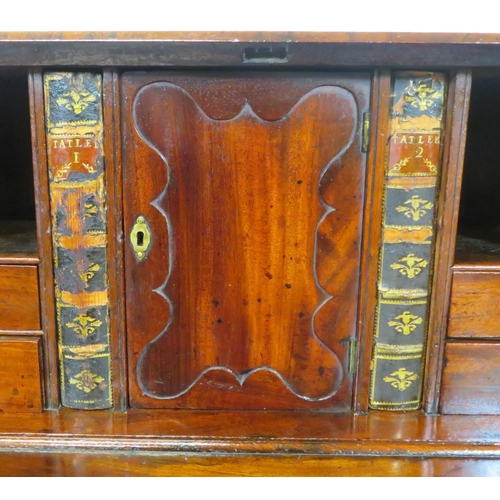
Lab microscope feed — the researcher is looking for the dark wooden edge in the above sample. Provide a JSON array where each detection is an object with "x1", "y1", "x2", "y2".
[
  {"x1": 2, "y1": 35, "x2": 500, "y2": 68},
  {"x1": 0, "y1": 453, "x2": 497, "y2": 477},
  {"x1": 103, "y1": 70, "x2": 128, "y2": 410},
  {"x1": 28, "y1": 69, "x2": 60, "y2": 410},
  {"x1": 423, "y1": 70, "x2": 472, "y2": 414},
  {"x1": 2, "y1": 437, "x2": 500, "y2": 458},
  {"x1": 0, "y1": 335, "x2": 41, "y2": 343},
  {"x1": 446, "y1": 338, "x2": 500, "y2": 345},
  {"x1": 0, "y1": 410, "x2": 500, "y2": 458},
  {"x1": 0, "y1": 330, "x2": 44, "y2": 337},
  {"x1": 0, "y1": 255, "x2": 40, "y2": 265},
  {"x1": 452, "y1": 264, "x2": 500, "y2": 272},
  {"x1": 2, "y1": 32, "x2": 500, "y2": 43},
  {"x1": 354, "y1": 71, "x2": 390, "y2": 412}
]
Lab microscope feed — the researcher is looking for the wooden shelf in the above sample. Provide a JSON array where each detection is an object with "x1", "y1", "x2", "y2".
[
  {"x1": 0, "y1": 450, "x2": 499, "y2": 477},
  {"x1": 0, "y1": 409, "x2": 500, "y2": 459},
  {"x1": 0, "y1": 220, "x2": 38, "y2": 263},
  {"x1": 454, "y1": 234, "x2": 500, "y2": 269}
]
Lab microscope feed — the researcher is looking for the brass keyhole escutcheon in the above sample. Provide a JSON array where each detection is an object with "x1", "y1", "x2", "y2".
[{"x1": 131, "y1": 215, "x2": 151, "y2": 260}]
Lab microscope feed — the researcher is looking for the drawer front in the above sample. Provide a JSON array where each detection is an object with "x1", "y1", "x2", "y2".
[
  {"x1": 0, "y1": 337, "x2": 42, "y2": 412},
  {"x1": 440, "y1": 342, "x2": 500, "y2": 414},
  {"x1": 0, "y1": 265, "x2": 40, "y2": 331},
  {"x1": 448, "y1": 271, "x2": 500, "y2": 338}
]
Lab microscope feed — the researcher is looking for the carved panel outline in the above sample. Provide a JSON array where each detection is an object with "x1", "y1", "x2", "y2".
[{"x1": 131, "y1": 82, "x2": 360, "y2": 401}]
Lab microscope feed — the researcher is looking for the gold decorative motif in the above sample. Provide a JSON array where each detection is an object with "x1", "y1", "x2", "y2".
[
  {"x1": 65, "y1": 313, "x2": 102, "y2": 338},
  {"x1": 381, "y1": 289, "x2": 428, "y2": 300},
  {"x1": 380, "y1": 299, "x2": 427, "y2": 306},
  {"x1": 403, "y1": 79, "x2": 443, "y2": 112},
  {"x1": 383, "y1": 368, "x2": 418, "y2": 391},
  {"x1": 82, "y1": 162, "x2": 96, "y2": 173},
  {"x1": 56, "y1": 89, "x2": 97, "y2": 115},
  {"x1": 84, "y1": 202, "x2": 98, "y2": 218},
  {"x1": 69, "y1": 370, "x2": 105, "y2": 393},
  {"x1": 53, "y1": 161, "x2": 96, "y2": 181},
  {"x1": 423, "y1": 158, "x2": 437, "y2": 173},
  {"x1": 388, "y1": 311, "x2": 423, "y2": 335},
  {"x1": 79, "y1": 263, "x2": 100, "y2": 283},
  {"x1": 390, "y1": 157, "x2": 411, "y2": 172},
  {"x1": 396, "y1": 195, "x2": 433, "y2": 221},
  {"x1": 66, "y1": 344, "x2": 107, "y2": 359},
  {"x1": 387, "y1": 177, "x2": 437, "y2": 190},
  {"x1": 390, "y1": 253, "x2": 428, "y2": 278},
  {"x1": 54, "y1": 162, "x2": 72, "y2": 181}
]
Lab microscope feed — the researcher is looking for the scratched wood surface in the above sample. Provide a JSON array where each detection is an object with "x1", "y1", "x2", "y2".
[
  {"x1": 3, "y1": 32, "x2": 500, "y2": 68},
  {"x1": 441, "y1": 342, "x2": 500, "y2": 414},
  {"x1": 0, "y1": 337, "x2": 42, "y2": 413},
  {"x1": 121, "y1": 72, "x2": 371, "y2": 410},
  {"x1": 0, "y1": 265, "x2": 39, "y2": 330},
  {"x1": 3, "y1": 453, "x2": 500, "y2": 476},
  {"x1": 448, "y1": 271, "x2": 500, "y2": 338},
  {"x1": 423, "y1": 72, "x2": 472, "y2": 413},
  {"x1": 3, "y1": 410, "x2": 500, "y2": 460}
]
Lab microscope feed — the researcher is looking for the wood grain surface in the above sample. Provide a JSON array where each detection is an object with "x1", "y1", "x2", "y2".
[
  {"x1": 448, "y1": 271, "x2": 500, "y2": 338},
  {"x1": 441, "y1": 342, "x2": 500, "y2": 414},
  {"x1": 423, "y1": 71, "x2": 472, "y2": 413},
  {"x1": 122, "y1": 71, "x2": 370, "y2": 410},
  {"x1": 103, "y1": 70, "x2": 128, "y2": 410},
  {"x1": 355, "y1": 71, "x2": 391, "y2": 411},
  {"x1": 0, "y1": 265, "x2": 39, "y2": 330},
  {"x1": 2, "y1": 32, "x2": 500, "y2": 68},
  {"x1": 1, "y1": 407, "x2": 500, "y2": 474},
  {"x1": 2, "y1": 409, "x2": 500, "y2": 454},
  {"x1": 29, "y1": 70, "x2": 59, "y2": 409},
  {"x1": 0, "y1": 337, "x2": 42, "y2": 413},
  {"x1": 2, "y1": 452, "x2": 500, "y2": 476},
  {"x1": 1, "y1": 30, "x2": 500, "y2": 476}
]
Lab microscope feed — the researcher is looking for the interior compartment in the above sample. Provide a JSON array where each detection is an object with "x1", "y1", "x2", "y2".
[
  {"x1": 456, "y1": 72, "x2": 500, "y2": 265},
  {"x1": 0, "y1": 70, "x2": 37, "y2": 256}
]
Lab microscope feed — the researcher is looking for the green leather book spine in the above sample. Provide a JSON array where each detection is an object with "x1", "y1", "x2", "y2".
[
  {"x1": 44, "y1": 72, "x2": 112, "y2": 409},
  {"x1": 369, "y1": 72, "x2": 446, "y2": 410}
]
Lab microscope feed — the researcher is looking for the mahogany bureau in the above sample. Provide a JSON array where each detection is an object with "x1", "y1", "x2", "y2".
[{"x1": 1, "y1": 32, "x2": 500, "y2": 476}]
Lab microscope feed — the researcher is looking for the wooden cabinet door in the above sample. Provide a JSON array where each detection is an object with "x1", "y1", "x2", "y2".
[{"x1": 121, "y1": 72, "x2": 371, "y2": 410}]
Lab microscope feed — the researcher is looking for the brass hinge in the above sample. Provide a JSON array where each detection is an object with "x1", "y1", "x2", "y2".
[
  {"x1": 362, "y1": 112, "x2": 371, "y2": 153},
  {"x1": 348, "y1": 338, "x2": 358, "y2": 375}
]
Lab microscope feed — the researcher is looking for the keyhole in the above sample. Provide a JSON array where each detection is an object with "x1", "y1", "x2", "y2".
[{"x1": 137, "y1": 231, "x2": 144, "y2": 247}]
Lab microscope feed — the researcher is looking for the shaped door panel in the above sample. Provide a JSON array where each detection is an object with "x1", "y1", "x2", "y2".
[{"x1": 121, "y1": 72, "x2": 371, "y2": 409}]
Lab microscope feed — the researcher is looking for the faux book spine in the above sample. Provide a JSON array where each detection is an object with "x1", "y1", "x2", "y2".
[
  {"x1": 44, "y1": 73, "x2": 112, "y2": 409},
  {"x1": 369, "y1": 72, "x2": 447, "y2": 410}
]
